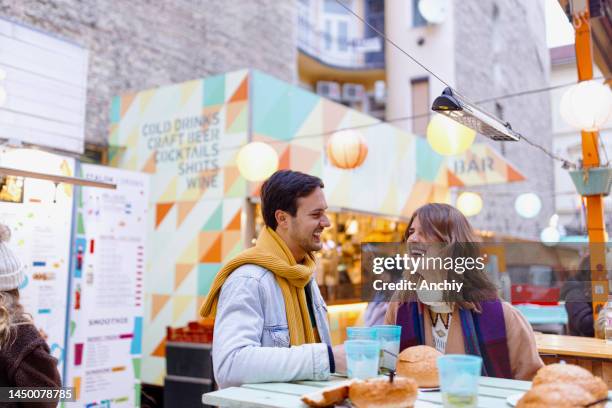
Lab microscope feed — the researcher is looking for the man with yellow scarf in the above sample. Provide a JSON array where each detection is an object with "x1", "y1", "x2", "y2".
[{"x1": 200, "y1": 170, "x2": 340, "y2": 388}]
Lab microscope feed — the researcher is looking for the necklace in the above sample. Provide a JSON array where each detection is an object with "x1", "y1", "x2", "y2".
[{"x1": 428, "y1": 310, "x2": 451, "y2": 332}]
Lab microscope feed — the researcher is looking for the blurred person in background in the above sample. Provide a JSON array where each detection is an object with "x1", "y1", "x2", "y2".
[
  {"x1": 561, "y1": 255, "x2": 607, "y2": 338},
  {"x1": 0, "y1": 224, "x2": 61, "y2": 401}
]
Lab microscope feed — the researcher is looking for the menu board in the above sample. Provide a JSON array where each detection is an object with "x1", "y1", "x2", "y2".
[
  {"x1": 65, "y1": 164, "x2": 148, "y2": 407},
  {"x1": 0, "y1": 148, "x2": 75, "y2": 379}
]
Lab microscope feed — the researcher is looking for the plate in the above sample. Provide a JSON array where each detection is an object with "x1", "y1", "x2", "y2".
[
  {"x1": 506, "y1": 392, "x2": 525, "y2": 406},
  {"x1": 419, "y1": 387, "x2": 441, "y2": 392}
]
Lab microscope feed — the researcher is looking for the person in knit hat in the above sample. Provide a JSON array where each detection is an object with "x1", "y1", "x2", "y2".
[{"x1": 0, "y1": 223, "x2": 61, "y2": 404}]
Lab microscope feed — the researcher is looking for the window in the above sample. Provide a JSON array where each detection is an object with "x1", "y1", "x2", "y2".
[
  {"x1": 367, "y1": 0, "x2": 384, "y2": 13},
  {"x1": 411, "y1": 77, "x2": 429, "y2": 135},
  {"x1": 412, "y1": 0, "x2": 427, "y2": 27},
  {"x1": 325, "y1": 20, "x2": 332, "y2": 50},
  {"x1": 338, "y1": 21, "x2": 348, "y2": 51},
  {"x1": 324, "y1": 0, "x2": 351, "y2": 14}
]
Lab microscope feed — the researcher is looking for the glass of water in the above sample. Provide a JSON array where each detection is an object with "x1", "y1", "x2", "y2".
[
  {"x1": 373, "y1": 325, "x2": 401, "y2": 371},
  {"x1": 437, "y1": 354, "x2": 482, "y2": 408},
  {"x1": 344, "y1": 340, "x2": 380, "y2": 379}
]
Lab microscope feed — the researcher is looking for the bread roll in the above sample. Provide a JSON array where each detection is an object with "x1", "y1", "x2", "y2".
[
  {"x1": 516, "y1": 383, "x2": 604, "y2": 408},
  {"x1": 301, "y1": 380, "x2": 353, "y2": 407},
  {"x1": 533, "y1": 363, "x2": 608, "y2": 400},
  {"x1": 349, "y1": 377, "x2": 418, "y2": 408},
  {"x1": 396, "y1": 345, "x2": 442, "y2": 388}
]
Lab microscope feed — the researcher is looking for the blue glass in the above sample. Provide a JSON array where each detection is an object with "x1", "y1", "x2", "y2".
[
  {"x1": 344, "y1": 340, "x2": 380, "y2": 379},
  {"x1": 437, "y1": 354, "x2": 482, "y2": 408},
  {"x1": 346, "y1": 326, "x2": 377, "y2": 341},
  {"x1": 373, "y1": 325, "x2": 401, "y2": 370}
]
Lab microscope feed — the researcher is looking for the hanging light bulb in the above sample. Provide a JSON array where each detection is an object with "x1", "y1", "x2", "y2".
[
  {"x1": 426, "y1": 113, "x2": 476, "y2": 156},
  {"x1": 236, "y1": 142, "x2": 279, "y2": 182},
  {"x1": 560, "y1": 80, "x2": 612, "y2": 131},
  {"x1": 456, "y1": 192, "x2": 483, "y2": 217},
  {"x1": 514, "y1": 193, "x2": 542, "y2": 219}
]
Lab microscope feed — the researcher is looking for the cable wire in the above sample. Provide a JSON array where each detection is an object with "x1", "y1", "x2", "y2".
[
  {"x1": 517, "y1": 134, "x2": 576, "y2": 169},
  {"x1": 599, "y1": 135, "x2": 610, "y2": 167},
  {"x1": 333, "y1": 0, "x2": 589, "y2": 168},
  {"x1": 334, "y1": 0, "x2": 453, "y2": 89}
]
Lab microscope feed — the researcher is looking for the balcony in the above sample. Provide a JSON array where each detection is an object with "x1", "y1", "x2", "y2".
[{"x1": 297, "y1": 13, "x2": 385, "y2": 71}]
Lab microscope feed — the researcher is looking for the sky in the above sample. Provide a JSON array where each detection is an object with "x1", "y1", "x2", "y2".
[{"x1": 544, "y1": 0, "x2": 575, "y2": 48}]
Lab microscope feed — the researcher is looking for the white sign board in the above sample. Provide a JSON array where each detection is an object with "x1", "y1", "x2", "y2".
[
  {"x1": 66, "y1": 164, "x2": 149, "y2": 407},
  {"x1": 0, "y1": 17, "x2": 88, "y2": 153},
  {"x1": 0, "y1": 147, "x2": 75, "y2": 379}
]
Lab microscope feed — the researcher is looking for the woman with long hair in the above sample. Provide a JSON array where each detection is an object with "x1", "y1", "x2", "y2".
[
  {"x1": 385, "y1": 203, "x2": 543, "y2": 380},
  {"x1": 0, "y1": 224, "x2": 61, "y2": 398}
]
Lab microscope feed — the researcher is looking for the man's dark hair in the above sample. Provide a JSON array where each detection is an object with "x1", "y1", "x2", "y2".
[{"x1": 260, "y1": 170, "x2": 324, "y2": 229}]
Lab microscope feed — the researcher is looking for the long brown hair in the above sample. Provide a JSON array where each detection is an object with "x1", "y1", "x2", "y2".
[
  {"x1": 0, "y1": 289, "x2": 31, "y2": 350},
  {"x1": 403, "y1": 203, "x2": 499, "y2": 308}
]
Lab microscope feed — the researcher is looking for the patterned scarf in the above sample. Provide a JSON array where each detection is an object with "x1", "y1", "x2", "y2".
[{"x1": 396, "y1": 300, "x2": 512, "y2": 378}]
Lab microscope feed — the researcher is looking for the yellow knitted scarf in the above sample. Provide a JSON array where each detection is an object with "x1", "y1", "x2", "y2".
[{"x1": 199, "y1": 226, "x2": 316, "y2": 345}]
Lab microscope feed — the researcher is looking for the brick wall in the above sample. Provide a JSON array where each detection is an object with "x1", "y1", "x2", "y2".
[
  {"x1": 454, "y1": 0, "x2": 555, "y2": 238},
  {"x1": 0, "y1": 0, "x2": 297, "y2": 145}
]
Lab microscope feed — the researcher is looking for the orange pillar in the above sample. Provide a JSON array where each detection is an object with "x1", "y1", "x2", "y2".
[{"x1": 572, "y1": 4, "x2": 609, "y2": 330}]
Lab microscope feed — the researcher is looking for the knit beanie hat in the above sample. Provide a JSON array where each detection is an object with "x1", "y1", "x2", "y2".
[{"x1": 0, "y1": 224, "x2": 25, "y2": 291}]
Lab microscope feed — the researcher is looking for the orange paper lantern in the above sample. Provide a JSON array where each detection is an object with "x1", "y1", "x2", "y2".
[{"x1": 326, "y1": 130, "x2": 368, "y2": 169}]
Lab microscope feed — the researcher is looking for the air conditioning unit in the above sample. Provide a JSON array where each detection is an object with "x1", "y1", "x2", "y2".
[
  {"x1": 316, "y1": 81, "x2": 341, "y2": 101},
  {"x1": 342, "y1": 83, "x2": 365, "y2": 103}
]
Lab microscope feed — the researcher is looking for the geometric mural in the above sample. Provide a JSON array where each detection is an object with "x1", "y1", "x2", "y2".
[{"x1": 109, "y1": 69, "x2": 527, "y2": 384}]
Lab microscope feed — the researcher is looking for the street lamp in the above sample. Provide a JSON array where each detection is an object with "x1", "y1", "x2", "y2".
[
  {"x1": 432, "y1": 87, "x2": 521, "y2": 141},
  {"x1": 560, "y1": 80, "x2": 612, "y2": 131}
]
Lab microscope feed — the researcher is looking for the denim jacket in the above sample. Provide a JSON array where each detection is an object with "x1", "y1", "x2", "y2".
[{"x1": 212, "y1": 264, "x2": 333, "y2": 388}]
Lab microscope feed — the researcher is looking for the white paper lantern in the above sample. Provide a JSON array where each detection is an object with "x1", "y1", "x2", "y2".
[
  {"x1": 560, "y1": 80, "x2": 612, "y2": 131},
  {"x1": 327, "y1": 130, "x2": 368, "y2": 169},
  {"x1": 456, "y1": 192, "x2": 483, "y2": 217},
  {"x1": 514, "y1": 193, "x2": 542, "y2": 219},
  {"x1": 427, "y1": 114, "x2": 476, "y2": 156},
  {"x1": 236, "y1": 142, "x2": 279, "y2": 182}
]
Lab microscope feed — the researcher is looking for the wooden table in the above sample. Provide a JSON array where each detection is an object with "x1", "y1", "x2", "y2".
[
  {"x1": 202, "y1": 375, "x2": 612, "y2": 407},
  {"x1": 536, "y1": 333, "x2": 612, "y2": 388}
]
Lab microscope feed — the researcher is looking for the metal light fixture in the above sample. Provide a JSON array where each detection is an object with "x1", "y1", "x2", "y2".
[{"x1": 432, "y1": 87, "x2": 521, "y2": 142}]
